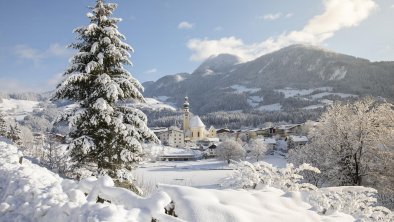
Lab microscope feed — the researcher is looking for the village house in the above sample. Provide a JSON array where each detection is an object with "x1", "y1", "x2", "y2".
[
  {"x1": 287, "y1": 135, "x2": 309, "y2": 146},
  {"x1": 152, "y1": 127, "x2": 185, "y2": 148}
]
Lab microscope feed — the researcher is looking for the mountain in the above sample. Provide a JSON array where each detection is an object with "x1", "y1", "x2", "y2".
[{"x1": 143, "y1": 44, "x2": 394, "y2": 114}]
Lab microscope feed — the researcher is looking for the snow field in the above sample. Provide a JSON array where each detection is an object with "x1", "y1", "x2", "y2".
[
  {"x1": 0, "y1": 99, "x2": 39, "y2": 113},
  {"x1": 160, "y1": 185, "x2": 354, "y2": 222},
  {"x1": 0, "y1": 99, "x2": 40, "y2": 120}
]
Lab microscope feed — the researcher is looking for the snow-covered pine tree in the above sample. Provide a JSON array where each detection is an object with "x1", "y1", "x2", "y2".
[
  {"x1": 0, "y1": 112, "x2": 7, "y2": 137},
  {"x1": 53, "y1": 0, "x2": 158, "y2": 182},
  {"x1": 9, "y1": 123, "x2": 22, "y2": 146}
]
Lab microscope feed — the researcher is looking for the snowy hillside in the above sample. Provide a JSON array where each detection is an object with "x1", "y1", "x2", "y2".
[
  {"x1": 1, "y1": 140, "x2": 392, "y2": 222},
  {"x1": 132, "y1": 98, "x2": 176, "y2": 111}
]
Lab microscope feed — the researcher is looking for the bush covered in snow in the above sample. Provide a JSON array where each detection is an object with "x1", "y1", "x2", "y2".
[
  {"x1": 307, "y1": 187, "x2": 393, "y2": 221},
  {"x1": 223, "y1": 160, "x2": 320, "y2": 191},
  {"x1": 224, "y1": 160, "x2": 393, "y2": 221}
]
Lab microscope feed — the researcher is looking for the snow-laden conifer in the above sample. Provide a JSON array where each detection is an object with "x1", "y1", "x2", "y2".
[
  {"x1": 0, "y1": 112, "x2": 7, "y2": 137},
  {"x1": 53, "y1": 0, "x2": 158, "y2": 182},
  {"x1": 9, "y1": 123, "x2": 22, "y2": 146}
]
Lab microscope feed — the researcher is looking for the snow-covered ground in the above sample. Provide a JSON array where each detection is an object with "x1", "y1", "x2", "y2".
[
  {"x1": 0, "y1": 99, "x2": 40, "y2": 120},
  {"x1": 136, "y1": 159, "x2": 232, "y2": 189},
  {"x1": 0, "y1": 140, "x2": 362, "y2": 222},
  {"x1": 275, "y1": 87, "x2": 332, "y2": 98},
  {"x1": 247, "y1": 96, "x2": 264, "y2": 107},
  {"x1": 230, "y1": 85, "x2": 260, "y2": 94},
  {"x1": 136, "y1": 153, "x2": 287, "y2": 189},
  {"x1": 303, "y1": 104, "x2": 326, "y2": 110},
  {"x1": 128, "y1": 97, "x2": 176, "y2": 111},
  {"x1": 311, "y1": 92, "x2": 357, "y2": 100},
  {"x1": 162, "y1": 185, "x2": 354, "y2": 222}
]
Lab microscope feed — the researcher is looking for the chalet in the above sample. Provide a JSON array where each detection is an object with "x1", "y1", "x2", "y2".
[
  {"x1": 275, "y1": 124, "x2": 302, "y2": 138},
  {"x1": 287, "y1": 135, "x2": 309, "y2": 146},
  {"x1": 245, "y1": 127, "x2": 276, "y2": 138},
  {"x1": 216, "y1": 128, "x2": 233, "y2": 134},
  {"x1": 205, "y1": 144, "x2": 217, "y2": 158},
  {"x1": 262, "y1": 137, "x2": 277, "y2": 151}
]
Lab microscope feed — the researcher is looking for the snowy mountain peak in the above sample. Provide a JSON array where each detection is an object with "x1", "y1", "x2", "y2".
[{"x1": 193, "y1": 53, "x2": 242, "y2": 76}]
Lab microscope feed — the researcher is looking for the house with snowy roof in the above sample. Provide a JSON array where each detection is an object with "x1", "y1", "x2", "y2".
[{"x1": 287, "y1": 135, "x2": 309, "y2": 146}]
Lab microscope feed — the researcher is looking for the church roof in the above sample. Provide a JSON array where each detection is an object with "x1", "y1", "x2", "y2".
[{"x1": 190, "y1": 116, "x2": 205, "y2": 128}]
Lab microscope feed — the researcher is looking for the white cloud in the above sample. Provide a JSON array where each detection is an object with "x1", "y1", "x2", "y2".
[
  {"x1": 145, "y1": 68, "x2": 157, "y2": 74},
  {"x1": 285, "y1": 13, "x2": 294, "y2": 18},
  {"x1": 258, "y1": 12, "x2": 293, "y2": 21},
  {"x1": 187, "y1": 0, "x2": 377, "y2": 61},
  {"x1": 260, "y1": 13, "x2": 282, "y2": 21},
  {"x1": 187, "y1": 37, "x2": 256, "y2": 62},
  {"x1": 14, "y1": 43, "x2": 72, "y2": 62},
  {"x1": 178, "y1": 21, "x2": 194, "y2": 30},
  {"x1": 14, "y1": 45, "x2": 44, "y2": 62}
]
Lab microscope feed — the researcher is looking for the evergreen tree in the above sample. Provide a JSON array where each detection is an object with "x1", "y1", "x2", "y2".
[
  {"x1": 53, "y1": 0, "x2": 158, "y2": 181},
  {"x1": 9, "y1": 124, "x2": 22, "y2": 146},
  {"x1": 0, "y1": 112, "x2": 7, "y2": 137},
  {"x1": 286, "y1": 136, "x2": 296, "y2": 151}
]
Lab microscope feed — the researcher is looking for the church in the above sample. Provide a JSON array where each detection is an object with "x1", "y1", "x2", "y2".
[
  {"x1": 182, "y1": 97, "x2": 217, "y2": 142},
  {"x1": 153, "y1": 97, "x2": 218, "y2": 147}
]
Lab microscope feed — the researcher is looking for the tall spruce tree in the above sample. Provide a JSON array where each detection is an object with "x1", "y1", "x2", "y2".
[
  {"x1": 0, "y1": 112, "x2": 7, "y2": 137},
  {"x1": 9, "y1": 124, "x2": 22, "y2": 146},
  {"x1": 53, "y1": 0, "x2": 158, "y2": 181}
]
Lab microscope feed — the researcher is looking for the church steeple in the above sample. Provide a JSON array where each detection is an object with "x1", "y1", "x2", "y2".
[{"x1": 183, "y1": 96, "x2": 190, "y2": 131}]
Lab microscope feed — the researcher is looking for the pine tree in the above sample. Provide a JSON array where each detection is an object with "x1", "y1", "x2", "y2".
[
  {"x1": 9, "y1": 124, "x2": 22, "y2": 146},
  {"x1": 286, "y1": 136, "x2": 296, "y2": 151},
  {"x1": 0, "y1": 112, "x2": 7, "y2": 137},
  {"x1": 53, "y1": 0, "x2": 158, "y2": 181}
]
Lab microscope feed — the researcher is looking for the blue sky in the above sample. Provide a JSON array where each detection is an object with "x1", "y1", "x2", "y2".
[{"x1": 0, "y1": 0, "x2": 393, "y2": 92}]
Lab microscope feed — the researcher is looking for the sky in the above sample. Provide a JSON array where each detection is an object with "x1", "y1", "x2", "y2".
[{"x1": 0, "y1": 0, "x2": 393, "y2": 93}]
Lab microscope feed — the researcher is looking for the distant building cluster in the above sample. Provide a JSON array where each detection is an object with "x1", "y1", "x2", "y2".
[
  {"x1": 151, "y1": 97, "x2": 315, "y2": 161},
  {"x1": 152, "y1": 97, "x2": 218, "y2": 148}
]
